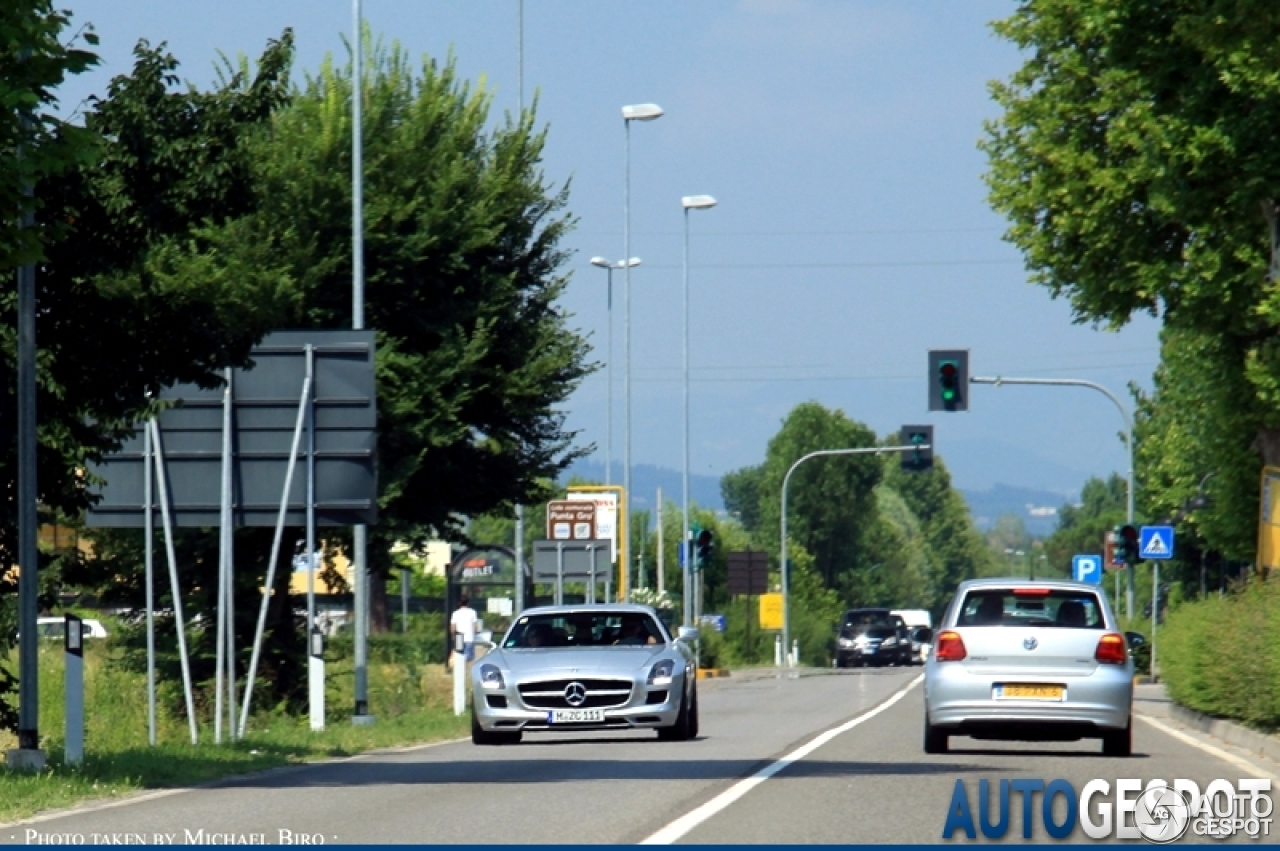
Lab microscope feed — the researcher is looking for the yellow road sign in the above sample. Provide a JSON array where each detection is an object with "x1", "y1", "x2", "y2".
[{"x1": 759, "y1": 592, "x2": 784, "y2": 630}]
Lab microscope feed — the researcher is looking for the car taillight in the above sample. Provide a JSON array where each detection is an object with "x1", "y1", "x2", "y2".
[
  {"x1": 1095, "y1": 633, "x2": 1127, "y2": 665},
  {"x1": 934, "y1": 630, "x2": 966, "y2": 662}
]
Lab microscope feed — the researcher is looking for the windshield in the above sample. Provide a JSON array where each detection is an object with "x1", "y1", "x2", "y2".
[
  {"x1": 843, "y1": 610, "x2": 890, "y2": 629},
  {"x1": 503, "y1": 612, "x2": 666, "y2": 649},
  {"x1": 957, "y1": 589, "x2": 1105, "y2": 629}
]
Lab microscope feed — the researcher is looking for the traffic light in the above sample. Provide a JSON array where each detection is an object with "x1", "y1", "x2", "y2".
[
  {"x1": 1114, "y1": 524, "x2": 1142, "y2": 566},
  {"x1": 928, "y1": 350, "x2": 969, "y2": 412},
  {"x1": 696, "y1": 529, "x2": 714, "y2": 567},
  {"x1": 900, "y1": 425, "x2": 934, "y2": 473}
]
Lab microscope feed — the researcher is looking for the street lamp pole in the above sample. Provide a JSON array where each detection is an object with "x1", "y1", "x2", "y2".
[
  {"x1": 681, "y1": 196, "x2": 716, "y2": 627},
  {"x1": 971, "y1": 375, "x2": 1136, "y2": 618},
  {"x1": 621, "y1": 103, "x2": 662, "y2": 600},
  {"x1": 590, "y1": 257, "x2": 641, "y2": 485},
  {"x1": 780, "y1": 444, "x2": 930, "y2": 665},
  {"x1": 351, "y1": 0, "x2": 373, "y2": 726}
]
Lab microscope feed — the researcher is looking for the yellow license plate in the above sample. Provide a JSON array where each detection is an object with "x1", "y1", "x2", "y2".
[{"x1": 997, "y1": 684, "x2": 1064, "y2": 700}]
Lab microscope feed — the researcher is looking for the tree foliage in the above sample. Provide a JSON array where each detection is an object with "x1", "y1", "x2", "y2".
[
  {"x1": 982, "y1": 1, "x2": 1280, "y2": 563},
  {"x1": 242, "y1": 38, "x2": 592, "y2": 613}
]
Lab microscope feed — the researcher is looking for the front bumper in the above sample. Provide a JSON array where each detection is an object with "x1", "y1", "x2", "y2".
[
  {"x1": 472, "y1": 680, "x2": 684, "y2": 733},
  {"x1": 836, "y1": 645, "x2": 899, "y2": 665},
  {"x1": 925, "y1": 661, "x2": 1132, "y2": 736}
]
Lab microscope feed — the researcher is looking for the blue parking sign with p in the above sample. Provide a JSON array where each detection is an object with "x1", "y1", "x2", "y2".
[{"x1": 1072, "y1": 555, "x2": 1103, "y2": 585}]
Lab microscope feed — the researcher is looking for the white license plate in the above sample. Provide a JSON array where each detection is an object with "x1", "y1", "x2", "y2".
[
  {"x1": 862, "y1": 648, "x2": 876, "y2": 654},
  {"x1": 548, "y1": 708, "x2": 605, "y2": 724}
]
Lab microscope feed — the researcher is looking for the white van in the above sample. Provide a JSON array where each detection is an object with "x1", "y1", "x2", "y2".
[
  {"x1": 890, "y1": 609, "x2": 931, "y2": 629},
  {"x1": 892, "y1": 609, "x2": 933, "y2": 664}
]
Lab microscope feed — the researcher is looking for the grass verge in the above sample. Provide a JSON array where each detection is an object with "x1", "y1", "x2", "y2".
[{"x1": 0, "y1": 644, "x2": 469, "y2": 824}]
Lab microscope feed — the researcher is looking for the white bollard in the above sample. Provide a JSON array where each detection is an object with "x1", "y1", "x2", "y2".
[
  {"x1": 308, "y1": 628, "x2": 325, "y2": 731},
  {"x1": 774, "y1": 635, "x2": 782, "y2": 667},
  {"x1": 791, "y1": 639, "x2": 799, "y2": 668},
  {"x1": 453, "y1": 652, "x2": 466, "y2": 716}
]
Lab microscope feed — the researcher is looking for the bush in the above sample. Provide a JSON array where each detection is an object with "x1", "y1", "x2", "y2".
[{"x1": 1160, "y1": 578, "x2": 1280, "y2": 731}]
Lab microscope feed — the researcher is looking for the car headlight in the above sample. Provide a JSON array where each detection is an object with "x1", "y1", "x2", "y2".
[
  {"x1": 883, "y1": 637, "x2": 897, "y2": 646},
  {"x1": 647, "y1": 659, "x2": 675, "y2": 686},
  {"x1": 478, "y1": 663, "x2": 505, "y2": 690},
  {"x1": 837, "y1": 637, "x2": 854, "y2": 648}
]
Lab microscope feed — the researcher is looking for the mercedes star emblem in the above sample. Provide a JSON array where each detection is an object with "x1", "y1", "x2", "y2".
[
  {"x1": 1023, "y1": 636, "x2": 1039, "y2": 651},
  {"x1": 564, "y1": 681, "x2": 587, "y2": 707}
]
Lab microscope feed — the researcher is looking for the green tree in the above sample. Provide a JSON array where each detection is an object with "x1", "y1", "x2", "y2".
[
  {"x1": 720, "y1": 464, "x2": 764, "y2": 533},
  {"x1": 1, "y1": 28, "x2": 295, "y2": 731},
  {"x1": 1044, "y1": 474, "x2": 1127, "y2": 570},
  {"x1": 241, "y1": 38, "x2": 592, "y2": 626},
  {"x1": 1134, "y1": 328, "x2": 1259, "y2": 561},
  {"x1": 881, "y1": 452, "x2": 994, "y2": 609},
  {"x1": 753, "y1": 402, "x2": 883, "y2": 591},
  {"x1": 982, "y1": 1, "x2": 1280, "y2": 562},
  {"x1": 0, "y1": 1, "x2": 98, "y2": 274}
]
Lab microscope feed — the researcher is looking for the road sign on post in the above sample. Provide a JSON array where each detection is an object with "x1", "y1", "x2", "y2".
[
  {"x1": 727, "y1": 551, "x2": 769, "y2": 596},
  {"x1": 1140, "y1": 526, "x2": 1175, "y2": 560},
  {"x1": 928, "y1": 349, "x2": 969, "y2": 412},
  {"x1": 1072, "y1": 554, "x2": 1103, "y2": 585},
  {"x1": 758, "y1": 593, "x2": 784, "y2": 630},
  {"x1": 546, "y1": 500, "x2": 596, "y2": 541}
]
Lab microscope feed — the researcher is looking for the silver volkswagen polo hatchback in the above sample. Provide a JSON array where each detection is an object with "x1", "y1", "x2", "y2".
[{"x1": 923, "y1": 578, "x2": 1134, "y2": 756}]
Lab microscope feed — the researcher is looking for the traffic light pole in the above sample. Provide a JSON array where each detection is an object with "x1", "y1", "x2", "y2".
[
  {"x1": 780, "y1": 444, "x2": 930, "y2": 666},
  {"x1": 970, "y1": 376, "x2": 1135, "y2": 619}
]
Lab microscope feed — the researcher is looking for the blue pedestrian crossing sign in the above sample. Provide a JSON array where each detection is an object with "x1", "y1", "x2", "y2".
[
  {"x1": 1139, "y1": 526, "x2": 1175, "y2": 560},
  {"x1": 1072, "y1": 555, "x2": 1103, "y2": 585}
]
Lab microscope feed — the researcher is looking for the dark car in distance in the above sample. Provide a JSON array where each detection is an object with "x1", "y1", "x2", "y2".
[{"x1": 834, "y1": 608, "x2": 911, "y2": 668}]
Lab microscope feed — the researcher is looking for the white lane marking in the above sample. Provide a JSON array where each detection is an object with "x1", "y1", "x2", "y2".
[
  {"x1": 641, "y1": 674, "x2": 923, "y2": 845},
  {"x1": 1137, "y1": 714, "x2": 1280, "y2": 782}
]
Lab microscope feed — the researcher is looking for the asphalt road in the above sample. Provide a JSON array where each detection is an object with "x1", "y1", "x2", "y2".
[{"x1": 3, "y1": 667, "x2": 1277, "y2": 845}]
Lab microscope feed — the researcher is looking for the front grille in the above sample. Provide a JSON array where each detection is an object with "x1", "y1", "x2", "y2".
[{"x1": 518, "y1": 678, "x2": 633, "y2": 710}]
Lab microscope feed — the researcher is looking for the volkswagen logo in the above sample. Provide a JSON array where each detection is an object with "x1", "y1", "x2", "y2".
[
  {"x1": 564, "y1": 681, "x2": 587, "y2": 707},
  {"x1": 1023, "y1": 636, "x2": 1039, "y2": 651}
]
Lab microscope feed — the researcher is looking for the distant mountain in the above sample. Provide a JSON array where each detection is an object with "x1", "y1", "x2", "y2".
[
  {"x1": 562, "y1": 462, "x2": 725, "y2": 514},
  {"x1": 959, "y1": 483, "x2": 1075, "y2": 536}
]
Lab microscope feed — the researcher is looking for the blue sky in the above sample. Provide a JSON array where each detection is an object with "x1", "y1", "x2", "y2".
[{"x1": 55, "y1": 1, "x2": 1162, "y2": 500}]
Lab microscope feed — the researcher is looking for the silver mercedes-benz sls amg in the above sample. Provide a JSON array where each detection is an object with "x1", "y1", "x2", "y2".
[{"x1": 469, "y1": 604, "x2": 700, "y2": 745}]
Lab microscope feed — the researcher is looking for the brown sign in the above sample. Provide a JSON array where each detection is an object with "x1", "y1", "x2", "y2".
[{"x1": 546, "y1": 500, "x2": 597, "y2": 541}]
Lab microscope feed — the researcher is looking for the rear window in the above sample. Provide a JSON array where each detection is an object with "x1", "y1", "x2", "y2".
[{"x1": 957, "y1": 589, "x2": 1105, "y2": 629}]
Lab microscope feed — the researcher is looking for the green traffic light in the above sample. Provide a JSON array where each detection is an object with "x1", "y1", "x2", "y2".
[{"x1": 941, "y1": 388, "x2": 956, "y2": 401}]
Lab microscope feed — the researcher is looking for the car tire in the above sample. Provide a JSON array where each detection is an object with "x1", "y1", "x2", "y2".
[
  {"x1": 923, "y1": 715, "x2": 949, "y2": 755},
  {"x1": 658, "y1": 684, "x2": 695, "y2": 742},
  {"x1": 1102, "y1": 718, "x2": 1132, "y2": 757},
  {"x1": 688, "y1": 687, "x2": 700, "y2": 739}
]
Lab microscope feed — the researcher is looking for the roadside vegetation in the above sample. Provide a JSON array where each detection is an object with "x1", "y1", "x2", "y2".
[
  {"x1": 1159, "y1": 580, "x2": 1280, "y2": 731},
  {"x1": 0, "y1": 627, "x2": 467, "y2": 824}
]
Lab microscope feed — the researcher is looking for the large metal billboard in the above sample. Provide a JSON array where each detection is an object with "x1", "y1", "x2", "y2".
[{"x1": 86, "y1": 329, "x2": 377, "y2": 528}]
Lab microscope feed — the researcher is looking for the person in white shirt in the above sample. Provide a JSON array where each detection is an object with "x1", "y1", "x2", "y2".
[{"x1": 450, "y1": 594, "x2": 479, "y2": 663}]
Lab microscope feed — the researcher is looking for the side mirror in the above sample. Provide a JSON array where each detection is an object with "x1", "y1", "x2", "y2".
[
  {"x1": 677, "y1": 626, "x2": 699, "y2": 643},
  {"x1": 1124, "y1": 631, "x2": 1146, "y2": 649},
  {"x1": 916, "y1": 628, "x2": 933, "y2": 644}
]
